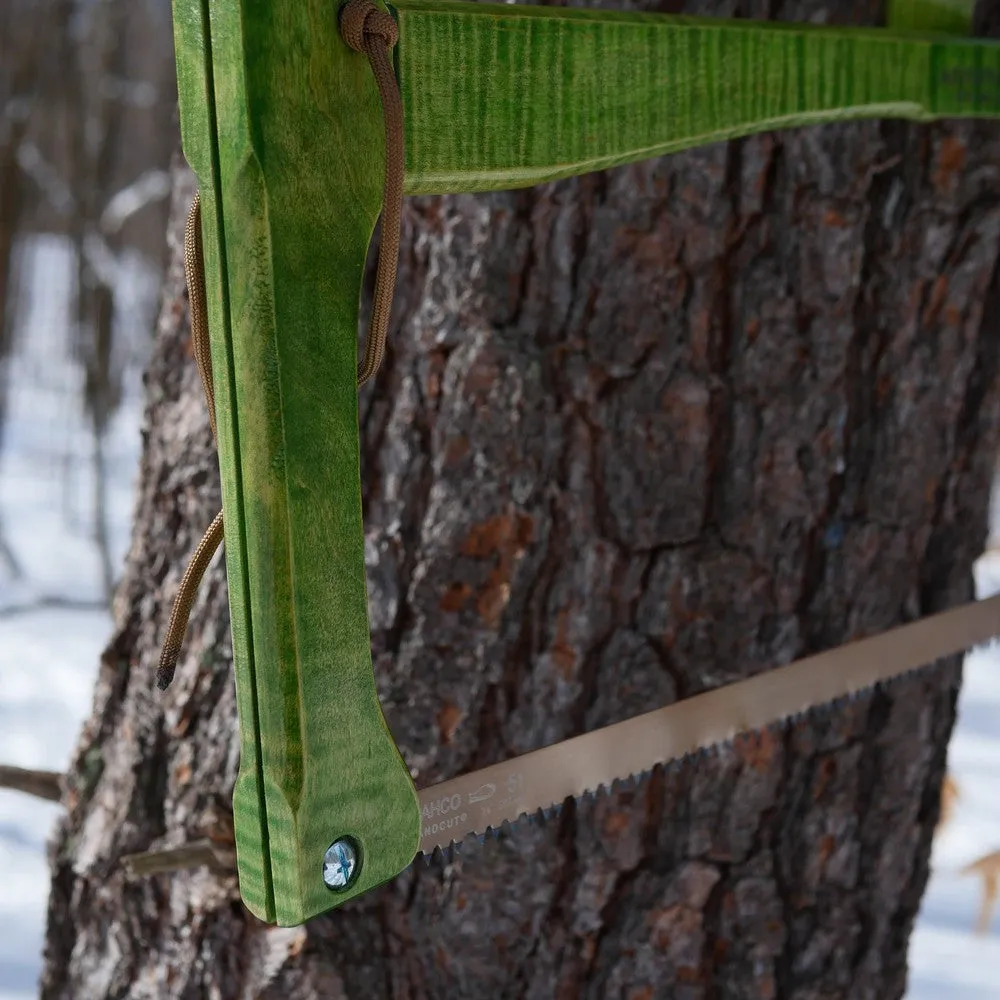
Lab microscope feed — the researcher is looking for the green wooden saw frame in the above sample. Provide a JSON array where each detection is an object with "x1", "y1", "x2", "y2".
[{"x1": 170, "y1": 0, "x2": 1000, "y2": 926}]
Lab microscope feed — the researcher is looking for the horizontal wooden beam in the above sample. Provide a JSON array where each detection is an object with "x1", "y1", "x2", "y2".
[{"x1": 395, "y1": 0, "x2": 1000, "y2": 194}]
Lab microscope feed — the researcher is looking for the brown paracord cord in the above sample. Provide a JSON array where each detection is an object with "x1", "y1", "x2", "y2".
[
  {"x1": 157, "y1": 0, "x2": 404, "y2": 690},
  {"x1": 340, "y1": 0, "x2": 404, "y2": 384}
]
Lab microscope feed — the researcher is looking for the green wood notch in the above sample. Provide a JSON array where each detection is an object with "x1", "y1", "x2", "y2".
[{"x1": 170, "y1": 0, "x2": 997, "y2": 926}]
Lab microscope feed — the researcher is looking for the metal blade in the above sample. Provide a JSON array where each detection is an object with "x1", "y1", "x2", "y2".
[{"x1": 417, "y1": 594, "x2": 1000, "y2": 855}]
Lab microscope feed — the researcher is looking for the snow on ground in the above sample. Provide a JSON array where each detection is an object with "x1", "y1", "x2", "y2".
[
  {"x1": 0, "y1": 237, "x2": 998, "y2": 997},
  {"x1": 0, "y1": 236, "x2": 152, "y2": 999},
  {"x1": 910, "y1": 626, "x2": 1000, "y2": 1000}
]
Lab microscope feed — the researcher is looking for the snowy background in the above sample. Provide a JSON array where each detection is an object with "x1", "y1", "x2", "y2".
[
  {"x1": 0, "y1": 236, "x2": 998, "y2": 998},
  {"x1": 0, "y1": 235, "x2": 155, "y2": 1000}
]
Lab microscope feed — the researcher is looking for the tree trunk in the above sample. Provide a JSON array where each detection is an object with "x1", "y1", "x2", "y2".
[{"x1": 40, "y1": 1, "x2": 1000, "y2": 996}]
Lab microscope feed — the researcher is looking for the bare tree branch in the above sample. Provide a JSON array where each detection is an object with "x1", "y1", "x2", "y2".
[
  {"x1": 0, "y1": 593, "x2": 109, "y2": 618},
  {"x1": 121, "y1": 840, "x2": 236, "y2": 879},
  {"x1": 962, "y1": 851, "x2": 1000, "y2": 934},
  {"x1": 0, "y1": 526, "x2": 23, "y2": 579},
  {"x1": 0, "y1": 764, "x2": 62, "y2": 803},
  {"x1": 15, "y1": 140, "x2": 74, "y2": 216},
  {"x1": 100, "y1": 170, "x2": 171, "y2": 235}
]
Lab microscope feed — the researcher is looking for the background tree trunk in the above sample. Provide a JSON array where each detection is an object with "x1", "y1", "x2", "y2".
[{"x1": 40, "y1": 1, "x2": 1000, "y2": 996}]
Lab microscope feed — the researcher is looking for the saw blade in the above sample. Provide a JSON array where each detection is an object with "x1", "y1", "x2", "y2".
[{"x1": 416, "y1": 593, "x2": 1000, "y2": 855}]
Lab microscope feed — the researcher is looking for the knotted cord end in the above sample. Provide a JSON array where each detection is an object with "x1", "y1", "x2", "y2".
[{"x1": 339, "y1": 0, "x2": 398, "y2": 52}]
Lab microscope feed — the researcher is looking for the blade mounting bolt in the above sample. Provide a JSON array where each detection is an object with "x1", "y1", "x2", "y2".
[{"x1": 323, "y1": 838, "x2": 360, "y2": 891}]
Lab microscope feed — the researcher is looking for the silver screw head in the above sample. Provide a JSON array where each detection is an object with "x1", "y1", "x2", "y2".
[{"x1": 323, "y1": 838, "x2": 359, "y2": 890}]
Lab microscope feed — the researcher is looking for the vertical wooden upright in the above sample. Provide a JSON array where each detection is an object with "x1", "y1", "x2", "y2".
[{"x1": 172, "y1": 0, "x2": 422, "y2": 927}]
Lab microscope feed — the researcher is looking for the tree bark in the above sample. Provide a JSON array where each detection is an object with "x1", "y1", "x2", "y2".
[{"x1": 40, "y1": 2, "x2": 1000, "y2": 997}]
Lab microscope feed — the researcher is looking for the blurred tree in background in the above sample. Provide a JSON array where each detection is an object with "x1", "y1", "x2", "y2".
[{"x1": 0, "y1": 0, "x2": 176, "y2": 601}]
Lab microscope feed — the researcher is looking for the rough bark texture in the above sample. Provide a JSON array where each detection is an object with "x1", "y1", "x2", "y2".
[{"x1": 40, "y1": 2, "x2": 1000, "y2": 997}]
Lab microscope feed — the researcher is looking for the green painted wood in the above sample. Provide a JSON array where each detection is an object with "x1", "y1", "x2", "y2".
[
  {"x1": 173, "y1": 0, "x2": 422, "y2": 926},
  {"x1": 393, "y1": 0, "x2": 1000, "y2": 195},
  {"x1": 888, "y1": 0, "x2": 975, "y2": 35},
  {"x1": 171, "y1": 0, "x2": 1000, "y2": 925},
  {"x1": 171, "y1": 0, "x2": 275, "y2": 924}
]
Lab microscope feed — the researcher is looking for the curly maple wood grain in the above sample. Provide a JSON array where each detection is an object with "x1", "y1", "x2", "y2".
[
  {"x1": 394, "y1": 0, "x2": 1000, "y2": 194},
  {"x1": 41, "y1": 2, "x2": 1000, "y2": 999},
  {"x1": 174, "y1": 0, "x2": 423, "y2": 923}
]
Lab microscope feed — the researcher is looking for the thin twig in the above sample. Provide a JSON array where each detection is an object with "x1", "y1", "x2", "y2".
[
  {"x1": 0, "y1": 594, "x2": 109, "y2": 619},
  {"x1": 0, "y1": 527, "x2": 23, "y2": 579},
  {"x1": 962, "y1": 850, "x2": 1000, "y2": 934},
  {"x1": 0, "y1": 764, "x2": 63, "y2": 802}
]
